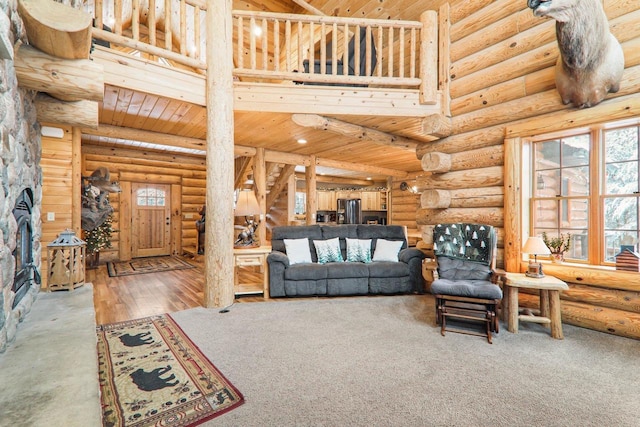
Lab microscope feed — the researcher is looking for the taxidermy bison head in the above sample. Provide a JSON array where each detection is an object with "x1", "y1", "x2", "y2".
[{"x1": 528, "y1": 0, "x2": 624, "y2": 108}]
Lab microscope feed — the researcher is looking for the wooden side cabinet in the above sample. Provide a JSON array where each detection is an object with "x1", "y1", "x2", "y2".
[{"x1": 233, "y1": 246, "x2": 271, "y2": 298}]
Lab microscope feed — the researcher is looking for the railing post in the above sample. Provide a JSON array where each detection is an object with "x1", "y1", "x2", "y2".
[{"x1": 419, "y1": 10, "x2": 438, "y2": 105}]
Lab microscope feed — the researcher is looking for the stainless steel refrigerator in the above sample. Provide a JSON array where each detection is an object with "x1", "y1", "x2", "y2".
[{"x1": 337, "y1": 198, "x2": 362, "y2": 224}]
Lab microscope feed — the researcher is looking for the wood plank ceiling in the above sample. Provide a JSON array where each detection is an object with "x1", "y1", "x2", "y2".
[{"x1": 90, "y1": 0, "x2": 444, "y2": 181}]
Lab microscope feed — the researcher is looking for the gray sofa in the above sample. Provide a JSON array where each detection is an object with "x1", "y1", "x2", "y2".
[{"x1": 267, "y1": 224, "x2": 425, "y2": 297}]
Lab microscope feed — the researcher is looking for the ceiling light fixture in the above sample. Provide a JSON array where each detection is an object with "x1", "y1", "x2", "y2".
[
  {"x1": 252, "y1": 26, "x2": 262, "y2": 37},
  {"x1": 297, "y1": 138, "x2": 307, "y2": 144}
]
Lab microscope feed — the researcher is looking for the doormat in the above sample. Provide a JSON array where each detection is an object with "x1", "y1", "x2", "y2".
[
  {"x1": 97, "y1": 314, "x2": 244, "y2": 427},
  {"x1": 107, "y1": 256, "x2": 195, "y2": 277}
]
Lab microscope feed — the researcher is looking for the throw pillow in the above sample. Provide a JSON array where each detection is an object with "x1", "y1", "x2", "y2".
[
  {"x1": 372, "y1": 239, "x2": 404, "y2": 262},
  {"x1": 313, "y1": 237, "x2": 344, "y2": 264},
  {"x1": 283, "y1": 238, "x2": 312, "y2": 265},
  {"x1": 346, "y1": 238, "x2": 372, "y2": 263}
]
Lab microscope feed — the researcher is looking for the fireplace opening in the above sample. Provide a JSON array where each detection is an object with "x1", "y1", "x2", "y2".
[{"x1": 12, "y1": 188, "x2": 39, "y2": 308}]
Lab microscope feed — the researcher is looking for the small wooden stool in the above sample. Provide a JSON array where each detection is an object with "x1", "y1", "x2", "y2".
[{"x1": 503, "y1": 273, "x2": 568, "y2": 339}]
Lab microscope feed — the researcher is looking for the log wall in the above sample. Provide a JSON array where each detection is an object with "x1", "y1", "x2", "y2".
[
  {"x1": 40, "y1": 124, "x2": 75, "y2": 285},
  {"x1": 81, "y1": 144, "x2": 207, "y2": 261},
  {"x1": 415, "y1": 0, "x2": 640, "y2": 339}
]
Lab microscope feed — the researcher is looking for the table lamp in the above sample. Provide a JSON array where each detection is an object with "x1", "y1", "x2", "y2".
[
  {"x1": 522, "y1": 236, "x2": 551, "y2": 278},
  {"x1": 234, "y1": 189, "x2": 261, "y2": 248}
]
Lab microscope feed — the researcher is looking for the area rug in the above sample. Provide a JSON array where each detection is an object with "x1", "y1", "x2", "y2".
[
  {"x1": 97, "y1": 314, "x2": 244, "y2": 427},
  {"x1": 107, "y1": 256, "x2": 195, "y2": 277}
]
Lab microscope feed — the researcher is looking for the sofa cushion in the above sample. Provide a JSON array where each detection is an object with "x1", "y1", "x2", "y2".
[
  {"x1": 326, "y1": 262, "x2": 369, "y2": 279},
  {"x1": 273, "y1": 226, "x2": 323, "y2": 262},
  {"x1": 313, "y1": 238, "x2": 344, "y2": 264},
  {"x1": 431, "y1": 278, "x2": 503, "y2": 300},
  {"x1": 367, "y1": 261, "x2": 408, "y2": 278},
  {"x1": 372, "y1": 239, "x2": 404, "y2": 262},
  {"x1": 357, "y1": 225, "x2": 408, "y2": 252},
  {"x1": 437, "y1": 256, "x2": 491, "y2": 281},
  {"x1": 284, "y1": 238, "x2": 313, "y2": 265},
  {"x1": 346, "y1": 238, "x2": 372, "y2": 263},
  {"x1": 285, "y1": 263, "x2": 328, "y2": 280}
]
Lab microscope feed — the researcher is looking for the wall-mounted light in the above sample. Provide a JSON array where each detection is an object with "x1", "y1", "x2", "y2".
[
  {"x1": 41, "y1": 126, "x2": 65, "y2": 139},
  {"x1": 400, "y1": 181, "x2": 418, "y2": 193}
]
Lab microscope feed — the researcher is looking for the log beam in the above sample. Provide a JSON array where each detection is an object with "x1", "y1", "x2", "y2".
[
  {"x1": 416, "y1": 124, "x2": 505, "y2": 158},
  {"x1": 421, "y1": 186, "x2": 504, "y2": 209},
  {"x1": 35, "y1": 93, "x2": 98, "y2": 129},
  {"x1": 421, "y1": 146, "x2": 504, "y2": 172},
  {"x1": 422, "y1": 114, "x2": 452, "y2": 138},
  {"x1": 14, "y1": 44, "x2": 103, "y2": 102},
  {"x1": 291, "y1": 114, "x2": 419, "y2": 151},
  {"x1": 416, "y1": 207, "x2": 504, "y2": 227},
  {"x1": 416, "y1": 165, "x2": 503, "y2": 190},
  {"x1": 18, "y1": 0, "x2": 92, "y2": 59}
]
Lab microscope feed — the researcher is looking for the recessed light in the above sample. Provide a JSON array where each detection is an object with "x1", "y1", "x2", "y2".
[
  {"x1": 366, "y1": 177, "x2": 372, "y2": 180},
  {"x1": 297, "y1": 138, "x2": 307, "y2": 144}
]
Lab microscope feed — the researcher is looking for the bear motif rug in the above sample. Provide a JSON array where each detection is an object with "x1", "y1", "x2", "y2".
[{"x1": 97, "y1": 314, "x2": 244, "y2": 427}]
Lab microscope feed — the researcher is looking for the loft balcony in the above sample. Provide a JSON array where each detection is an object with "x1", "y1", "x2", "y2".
[{"x1": 85, "y1": 2, "x2": 442, "y2": 119}]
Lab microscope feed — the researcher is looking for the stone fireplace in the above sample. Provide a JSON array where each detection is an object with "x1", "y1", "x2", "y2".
[{"x1": 0, "y1": 1, "x2": 43, "y2": 352}]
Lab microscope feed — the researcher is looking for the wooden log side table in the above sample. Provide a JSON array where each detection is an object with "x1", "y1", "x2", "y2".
[
  {"x1": 504, "y1": 272, "x2": 569, "y2": 339},
  {"x1": 233, "y1": 246, "x2": 271, "y2": 298}
]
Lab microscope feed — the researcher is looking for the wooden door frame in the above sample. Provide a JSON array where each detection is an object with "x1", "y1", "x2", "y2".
[{"x1": 119, "y1": 173, "x2": 182, "y2": 261}]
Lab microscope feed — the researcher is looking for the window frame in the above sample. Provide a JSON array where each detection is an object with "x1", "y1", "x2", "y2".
[{"x1": 523, "y1": 118, "x2": 640, "y2": 267}]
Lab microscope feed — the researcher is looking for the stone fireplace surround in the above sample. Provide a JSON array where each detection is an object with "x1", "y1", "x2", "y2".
[{"x1": 0, "y1": 1, "x2": 43, "y2": 352}]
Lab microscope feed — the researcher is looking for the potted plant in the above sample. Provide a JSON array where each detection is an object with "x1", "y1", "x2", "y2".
[
  {"x1": 542, "y1": 232, "x2": 571, "y2": 263},
  {"x1": 84, "y1": 214, "x2": 113, "y2": 268}
]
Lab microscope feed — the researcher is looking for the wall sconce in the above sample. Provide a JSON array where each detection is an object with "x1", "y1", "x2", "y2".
[{"x1": 400, "y1": 181, "x2": 418, "y2": 193}]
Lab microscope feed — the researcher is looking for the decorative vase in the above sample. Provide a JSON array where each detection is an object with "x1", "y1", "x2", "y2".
[
  {"x1": 86, "y1": 251, "x2": 100, "y2": 269},
  {"x1": 550, "y1": 253, "x2": 564, "y2": 263}
]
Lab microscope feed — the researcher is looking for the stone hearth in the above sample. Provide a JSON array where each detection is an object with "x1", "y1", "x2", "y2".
[{"x1": 0, "y1": 1, "x2": 42, "y2": 352}]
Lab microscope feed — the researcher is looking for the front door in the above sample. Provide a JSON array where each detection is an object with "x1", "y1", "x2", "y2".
[{"x1": 131, "y1": 183, "x2": 171, "y2": 258}]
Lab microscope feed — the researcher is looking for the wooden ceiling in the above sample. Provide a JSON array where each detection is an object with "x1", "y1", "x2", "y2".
[{"x1": 91, "y1": 0, "x2": 445, "y2": 181}]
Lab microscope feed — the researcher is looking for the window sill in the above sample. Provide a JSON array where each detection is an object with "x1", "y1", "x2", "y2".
[{"x1": 519, "y1": 261, "x2": 639, "y2": 291}]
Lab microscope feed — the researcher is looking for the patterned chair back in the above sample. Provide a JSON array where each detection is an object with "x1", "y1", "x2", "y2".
[{"x1": 433, "y1": 223, "x2": 496, "y2": 267}]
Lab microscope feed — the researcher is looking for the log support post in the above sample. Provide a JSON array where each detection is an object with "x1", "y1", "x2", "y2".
[
  {"x1": 205, "y1": 0, "x2": 235, "y2": 309},
  {"x1": 419, "y1": 10, "x2": 438, "y2": 105},
  {"x1": 254, "y1": 148, "x2": 266, "y2": 245},
  {"x1": 504, "y1": 137, "x2": 521, "y2": 273},
  {"x1": 306, "y1": 156, "x2": 317, "y2": 225}
]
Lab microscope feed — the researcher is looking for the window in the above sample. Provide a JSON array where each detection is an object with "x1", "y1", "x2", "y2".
[
  {"x1": 294, "y1": 192, "x2": 306, "y2": 215},
  {"x1": 528, "y1": 119, "x2": 640, "y2": 265},
  {"x1": 136, "y1": 187, "x2": 167, "y2": 207}
]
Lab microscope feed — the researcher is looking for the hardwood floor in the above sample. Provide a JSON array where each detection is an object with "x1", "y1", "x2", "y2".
[{"x1": 88, "y1": 255, "x2": 267, "y2": 325}]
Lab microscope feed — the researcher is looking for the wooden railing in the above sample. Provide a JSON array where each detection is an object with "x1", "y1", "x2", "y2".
[{"x1": 86, "y1": 1, "x2": 438, "y2": 95}]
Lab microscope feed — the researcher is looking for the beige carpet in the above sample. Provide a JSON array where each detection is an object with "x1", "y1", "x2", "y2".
[{"x1": 170, "y1": 295, "x2": 640, "y2": 427}]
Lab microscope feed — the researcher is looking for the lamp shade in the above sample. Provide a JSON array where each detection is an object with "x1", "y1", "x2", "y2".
[
  {"x1": 522, "y1": 236, "x2": 551, "y2": 255},
  {"x1": 235, "y1": 190, "x2": 260, "y2": 216}
]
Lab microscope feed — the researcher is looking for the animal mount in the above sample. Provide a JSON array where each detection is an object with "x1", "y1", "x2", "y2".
[
  {"x1": 81, "y1": 166, "x2": 121, "y2": 231},
  {"x1": 528, "y1": 0, "x2": 624, "y2": 108}
]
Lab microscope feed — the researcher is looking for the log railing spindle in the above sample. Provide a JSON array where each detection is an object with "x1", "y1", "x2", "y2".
[
  {"x1": 132, "y1": 0, "x2": 139, "y2": 41},
  {"x1": 261, "y1": 18, "x2": 268, "y2": 71},
  {"x1": 237, "y1": 16, "x2": 244, "y2": 69},
  {"x1": 180, "y1": 0, "x2": 186, "y2": 55},
  {"x1": 274, "y1": 19, "x2": 280, "y2": 72},
  {"x1": 250, "y1": 17, "x2": 256, "y2": 70},
  {"x1": 149, "y1": 0, "x2": 156, "y2": 47},
  {"x1": 164, "y1": 0, "x2": 172, "y2": 51}
]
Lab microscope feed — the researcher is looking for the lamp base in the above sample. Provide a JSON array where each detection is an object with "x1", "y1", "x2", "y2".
[
  {"x1": 525, "y1": 262, "x2": 545, "y2": 278},
  {"x1": 234, "y1": 242, "x2": 259, "y2": 249}
]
